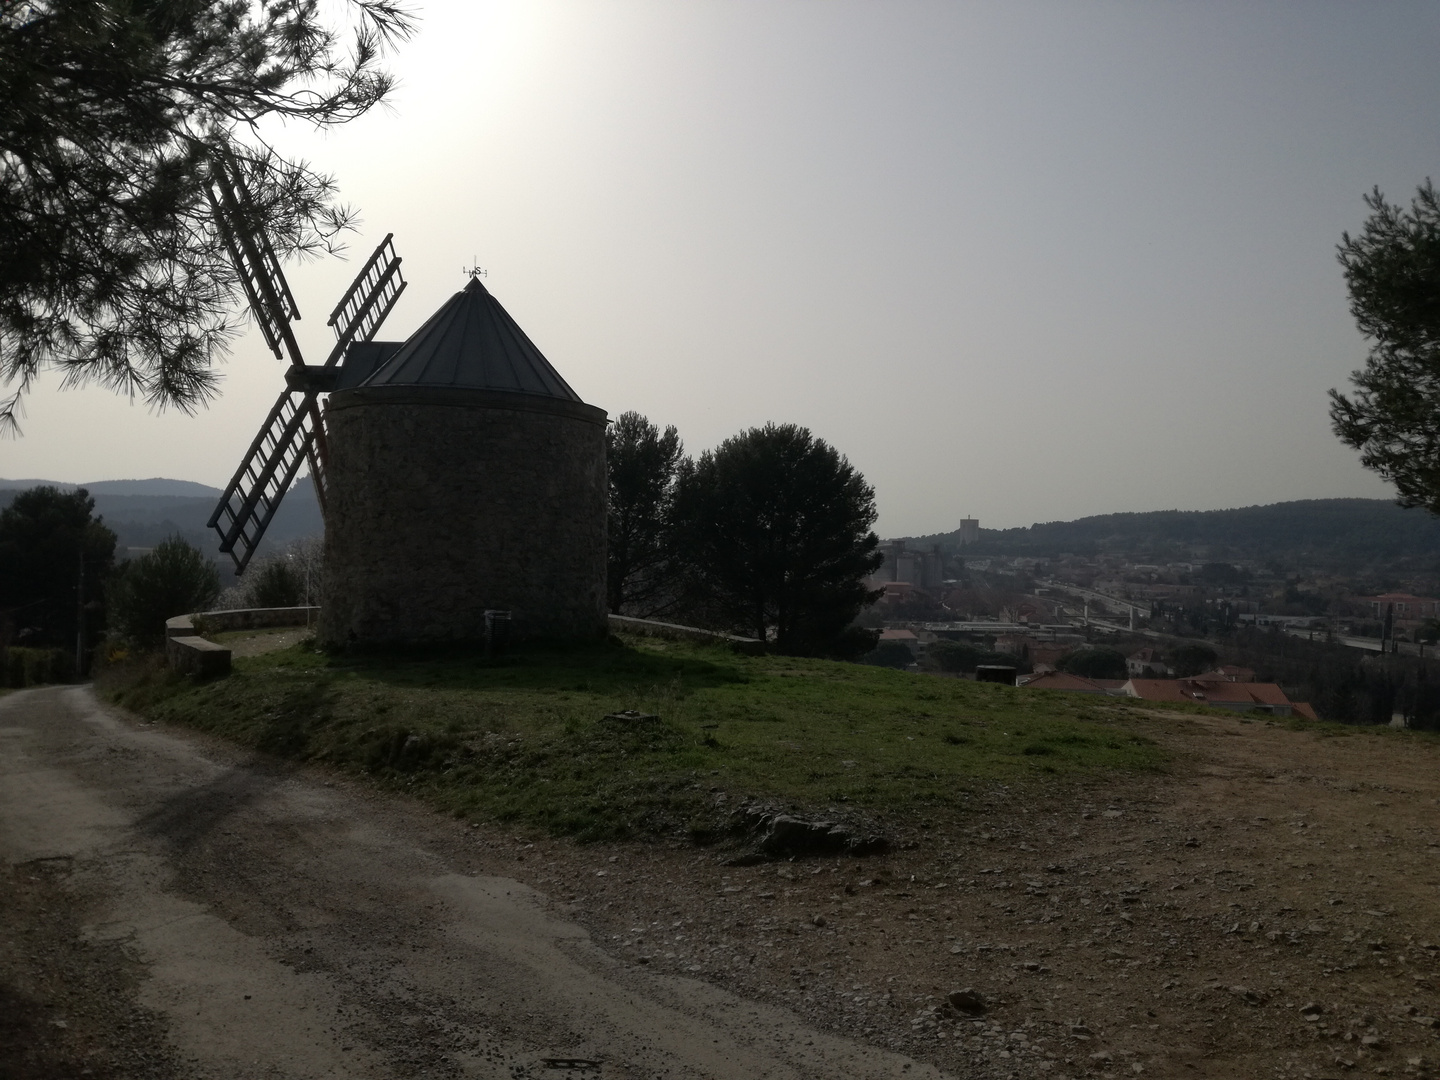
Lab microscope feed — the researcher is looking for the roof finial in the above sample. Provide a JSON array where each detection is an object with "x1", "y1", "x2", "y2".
[{"x1": 463, "y1": 259, "x2": 487, "y2": 281}]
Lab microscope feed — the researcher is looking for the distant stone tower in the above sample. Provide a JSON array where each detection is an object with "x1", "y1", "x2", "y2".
[{"x1": 318, "y1": 277, "x2": 608, "y2": 646}]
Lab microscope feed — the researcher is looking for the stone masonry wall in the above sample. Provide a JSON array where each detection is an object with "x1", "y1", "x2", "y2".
[{"x1": 319, "y1": 387, "x2": 607, "y2": 646}]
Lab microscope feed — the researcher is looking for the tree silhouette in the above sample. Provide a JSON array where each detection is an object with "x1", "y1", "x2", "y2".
[
  {"x1": 606, "y1": 411, "x2": 683, "y2": 616},
  {"x1": 0, "y1": 0, "x2": 415, "y2": 432},
  {"x1": 672, "y1": 423, "x2": 881, "y2": 656},
  {"x1": 0, "y1": 485, "x2": 116, "y2": 660},
  {"x1": 1331, "y1": 180, "x2": 1440, "y2": 512},
  {"x1": 111, "y1": 536, "x2": 220, "y2": 647}
]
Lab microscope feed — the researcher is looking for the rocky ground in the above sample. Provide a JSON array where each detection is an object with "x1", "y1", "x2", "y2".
[
  {"x1": 0, "y1": 856, "x2": 184, "y2": 1079},
  {"x1": 5, "y1": 679, "x2": 1440, "y2": 1080},
  {"x1": 487, "y1": 710, "x2": 1440, "y2": 1080}
]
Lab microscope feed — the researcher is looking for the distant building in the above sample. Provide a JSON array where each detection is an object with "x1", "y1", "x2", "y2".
[
  {"x1": 957, "y1": 518, "x2": 980, "y2": 546},
  {"x1": 1237, "y1": 614, "x2": 1323, "y2": 630},
  {"x1": 874, "y1": 581, "x2": 934, "y2": 608},
  {"x1": 1126, "y1": 648, "x2": 1173, "y2": 678},
  {"x1": 1124, "y1": 583, "x2": 1199, "y2": 600},
  {"x1": 1121, "y1": 678, "x2": 1317, "y2": 719},
  {"x1": 1194, "y1": 666, "x2": 1255, "y2": 684},
  {"x1": 878, "y1": 628, "x2": 920, "y2": 656},
  {"x1": 1361, "y1": 593, "x2": 1440, "y2": 619},
  {"x1": 996, "y1": 634, "x2": 1070, "y2": 667},
  {"x1": 1356, "y1": 593, "x2": 1440, "y2": 634},
  {"x1": 871, "y1": 540, "x2": 944, "y2": 590}
]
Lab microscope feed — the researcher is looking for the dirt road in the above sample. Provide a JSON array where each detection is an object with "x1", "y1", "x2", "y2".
[
  {"x1": 466, "y1": 706, "x2": 1440, "y2": 1080},
  {"x1": 0, "y1": 686, "x2": 944, "y2": 1080}
]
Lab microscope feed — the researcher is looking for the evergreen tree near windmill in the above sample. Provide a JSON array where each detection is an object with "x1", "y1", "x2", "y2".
[{"x1": 203, "y1": 151, "x2": 408, "y2": 572}]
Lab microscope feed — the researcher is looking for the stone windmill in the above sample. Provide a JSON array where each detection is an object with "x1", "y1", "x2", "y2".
[
  {"x1": 206, "y1": 156, "x2": 608, "y2": 644},
  {"x1": 317, "y1": 274, "x2": 609, "y2": 647},
  {"x1": 204, "y1": 153, "x2": 408, "y2": 573}
]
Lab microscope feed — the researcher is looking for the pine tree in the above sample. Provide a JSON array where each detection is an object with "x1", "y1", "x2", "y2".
[
  {"x1": 0, "y1": 0, "x2": 414, "y2": 431},
  {"x1": 1330, "y1": 180, "x2": 1440, "y2": 512},
  {"x1": 671, "y1": 423, "x2": 882, "y2": 656}
]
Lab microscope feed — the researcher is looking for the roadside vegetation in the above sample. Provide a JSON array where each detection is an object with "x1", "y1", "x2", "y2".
[{"x1": 105, "y1": 632, "x2": 1164, "y2": 844}]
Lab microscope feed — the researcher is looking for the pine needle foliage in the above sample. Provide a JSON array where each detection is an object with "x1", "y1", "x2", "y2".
[
  {"x1": 671, "y1": 423, "x2": 883, "y2": 657},
  {"x1": 1331, "y1": 180, "x2": 1440, "y2": 513},
  {"x1": 0, "y1": 0, "x2": 416, "y2": 432},
  {"x1": 606, "y1": 411, "x2": 684, "y2": 617}
]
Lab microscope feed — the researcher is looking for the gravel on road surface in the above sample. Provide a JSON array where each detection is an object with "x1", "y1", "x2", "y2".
[
  {"x1": 479, "y1": 710, "x2": 1440, "y2": 1080},
  {"x1": 0, "y1": 686, "x2": 943, "y2": 1080},
  {"x1": 6, "y1": 685, "x2": 1440, "y2": 1080}
]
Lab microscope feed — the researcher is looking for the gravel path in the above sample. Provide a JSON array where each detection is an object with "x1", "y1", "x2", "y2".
[
  {"x1": 0, "y1": 686, "x2": 944, "y2": 1080},
  {"x1": 7, "y1": 685, "x2": 1440, "y2": 1080},
  {"x1": 474, "y1": 711, "x2": 1440, "y2": 1080}
]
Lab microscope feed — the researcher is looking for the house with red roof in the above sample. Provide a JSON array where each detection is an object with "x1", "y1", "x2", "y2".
[
  {"x1": 1196, "y1": 666, "x2": 1255, "y2": 683},
  {"x1": 1121, "y1": 677, "x2": 1317, "y2": 719}
]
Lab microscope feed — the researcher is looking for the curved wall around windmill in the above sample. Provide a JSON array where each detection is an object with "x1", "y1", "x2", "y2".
[{"x1": 317, "y1": 385, "x2": 607, "y2": 646}]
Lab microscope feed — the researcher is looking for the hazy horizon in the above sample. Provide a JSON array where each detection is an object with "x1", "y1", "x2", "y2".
[
  {"x1": 5, "y1": 1, "x2": 1438, "y2": 533},
  {"x1": 2, "y1": 472, "x2": 1419, "y2": 540}
]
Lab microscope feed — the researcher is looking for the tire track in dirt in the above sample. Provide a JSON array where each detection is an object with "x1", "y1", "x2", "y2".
[{"x1": 0, "y1": 686, "x2": 947, "y2": 1080}]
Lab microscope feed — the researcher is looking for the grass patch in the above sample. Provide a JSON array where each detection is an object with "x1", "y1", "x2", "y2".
[{"x1": 105, "y1": 634, "x2": 1166, "y2": 843}]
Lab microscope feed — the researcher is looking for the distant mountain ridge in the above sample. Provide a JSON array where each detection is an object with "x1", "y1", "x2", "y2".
[
  {"x1": 0, "y1": 477, "x2": 223, "y2": 498},
  {"x1": 0, "y1": 475, "x2": 322, "y2": 578},
  {"x1": 911, "y1": 498, "x2": 1440, "y2": 574}
]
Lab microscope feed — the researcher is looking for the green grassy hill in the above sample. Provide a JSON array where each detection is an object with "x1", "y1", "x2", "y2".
[{"x1": 108, "y1": 633, "x2": 1165, "y2": 843}]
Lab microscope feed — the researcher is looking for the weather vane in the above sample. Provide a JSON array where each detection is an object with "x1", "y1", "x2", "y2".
[{"x1": 464, "y1": 260, "x2": 487, "y2": 280}]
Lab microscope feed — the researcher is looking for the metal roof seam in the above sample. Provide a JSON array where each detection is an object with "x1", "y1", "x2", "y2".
[
  {"x1": 495, "y1": 303, "x2": 544, "y2": 394},
  {"x1": 355, "y1": 277, "x2": 583, "y2": 402},
  {"x1": 435, "y1": 286, "x2": 470, "y2": 385}
]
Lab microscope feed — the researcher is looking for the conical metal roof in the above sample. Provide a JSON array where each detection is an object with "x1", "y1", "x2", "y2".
[{"x1": 361, "y1": 277, "x2": 582, "y2": 401}]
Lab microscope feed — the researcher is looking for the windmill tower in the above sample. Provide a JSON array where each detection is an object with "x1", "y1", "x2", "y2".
[
  {"x1": 204, "y1": 152, "x2": 407, "y2": 571},
  {"x1": 206, "y1": 155, "x2": 608, "y2": 644},
  {"x1": 317, "y1": 274, "x2": 609, "y2": 646}
]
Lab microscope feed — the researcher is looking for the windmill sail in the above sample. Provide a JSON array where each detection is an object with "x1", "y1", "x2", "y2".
[
  {"x1": 205, "y1": 155, "x2": 303, "y2": 366},
  {"x1": 208, "y1": 387, "x2": 320, "y2": 573},
  {"x1": 206, "y1": 167, "x2": 406, "y2": 571},
  {"x1": 326, "y1": 234, "x2": 405, "y2": 361}
]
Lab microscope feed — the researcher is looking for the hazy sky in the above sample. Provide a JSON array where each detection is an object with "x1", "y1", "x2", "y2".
[{"x1": 6, "y1": 1, "x2": 1440, "y2": 534}]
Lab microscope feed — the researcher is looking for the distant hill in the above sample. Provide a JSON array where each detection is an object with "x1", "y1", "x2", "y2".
[
  {"x1": 0, "y1": 476, "x2": 323, "y2": 578},
  {"x1": 0, "y1": 477, "x2": 223, "y2": 498},
  {"x1": 911, "y1": 499, "x2": 1440, "y2": 575}
]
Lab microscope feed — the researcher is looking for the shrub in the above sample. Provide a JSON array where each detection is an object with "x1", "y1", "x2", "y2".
[
  {"x1": 1169, "y1": 642, "x2": 1219, "y2": 677},
  {"x1": 110, "y1": 537, "x2": 221, "y2": 648},
  {"x1": 670, "y1": 422, "x2": 882, "y2": 655},
  {"x1": 1, "y1": 646, "x2": 71, "y2": 687},
  {"x1": 864, "y1": 641, "x2": 915, "y2": 669},
  {"x1": 1057, "y1": 647, "x2": 1128, "y2": 680},
  {"x1": 922, "y1": 639, "x2": 1015, "y2": 674},
  {"x1": 248, "y1": 558, "x2": 304, "y2": 608}
]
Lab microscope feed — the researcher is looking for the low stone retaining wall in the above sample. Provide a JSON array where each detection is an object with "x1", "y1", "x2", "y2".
[
  {"x1": 163, "y1": 608, "x2": 757, "y2": 676},
  {"x1": 607, "y1": 614, "x2": 764, "y2": 654},
  {"x1": 164, "y1": 607, "x2": 318, "y2": 640},
  {"x1": 165, "y1": 635, "x2": 233, "y2": 678},
  {"x1": 194, "y1": 607, "x2": 320, "y2": 634},
  {"x1": 164, "y1": 607, "x2": 319, "y2": 677}
]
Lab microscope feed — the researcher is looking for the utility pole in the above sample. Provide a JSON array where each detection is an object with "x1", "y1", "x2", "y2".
[{"x1": 74, "y1": 546, "x2": 85, "y2": 681}]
